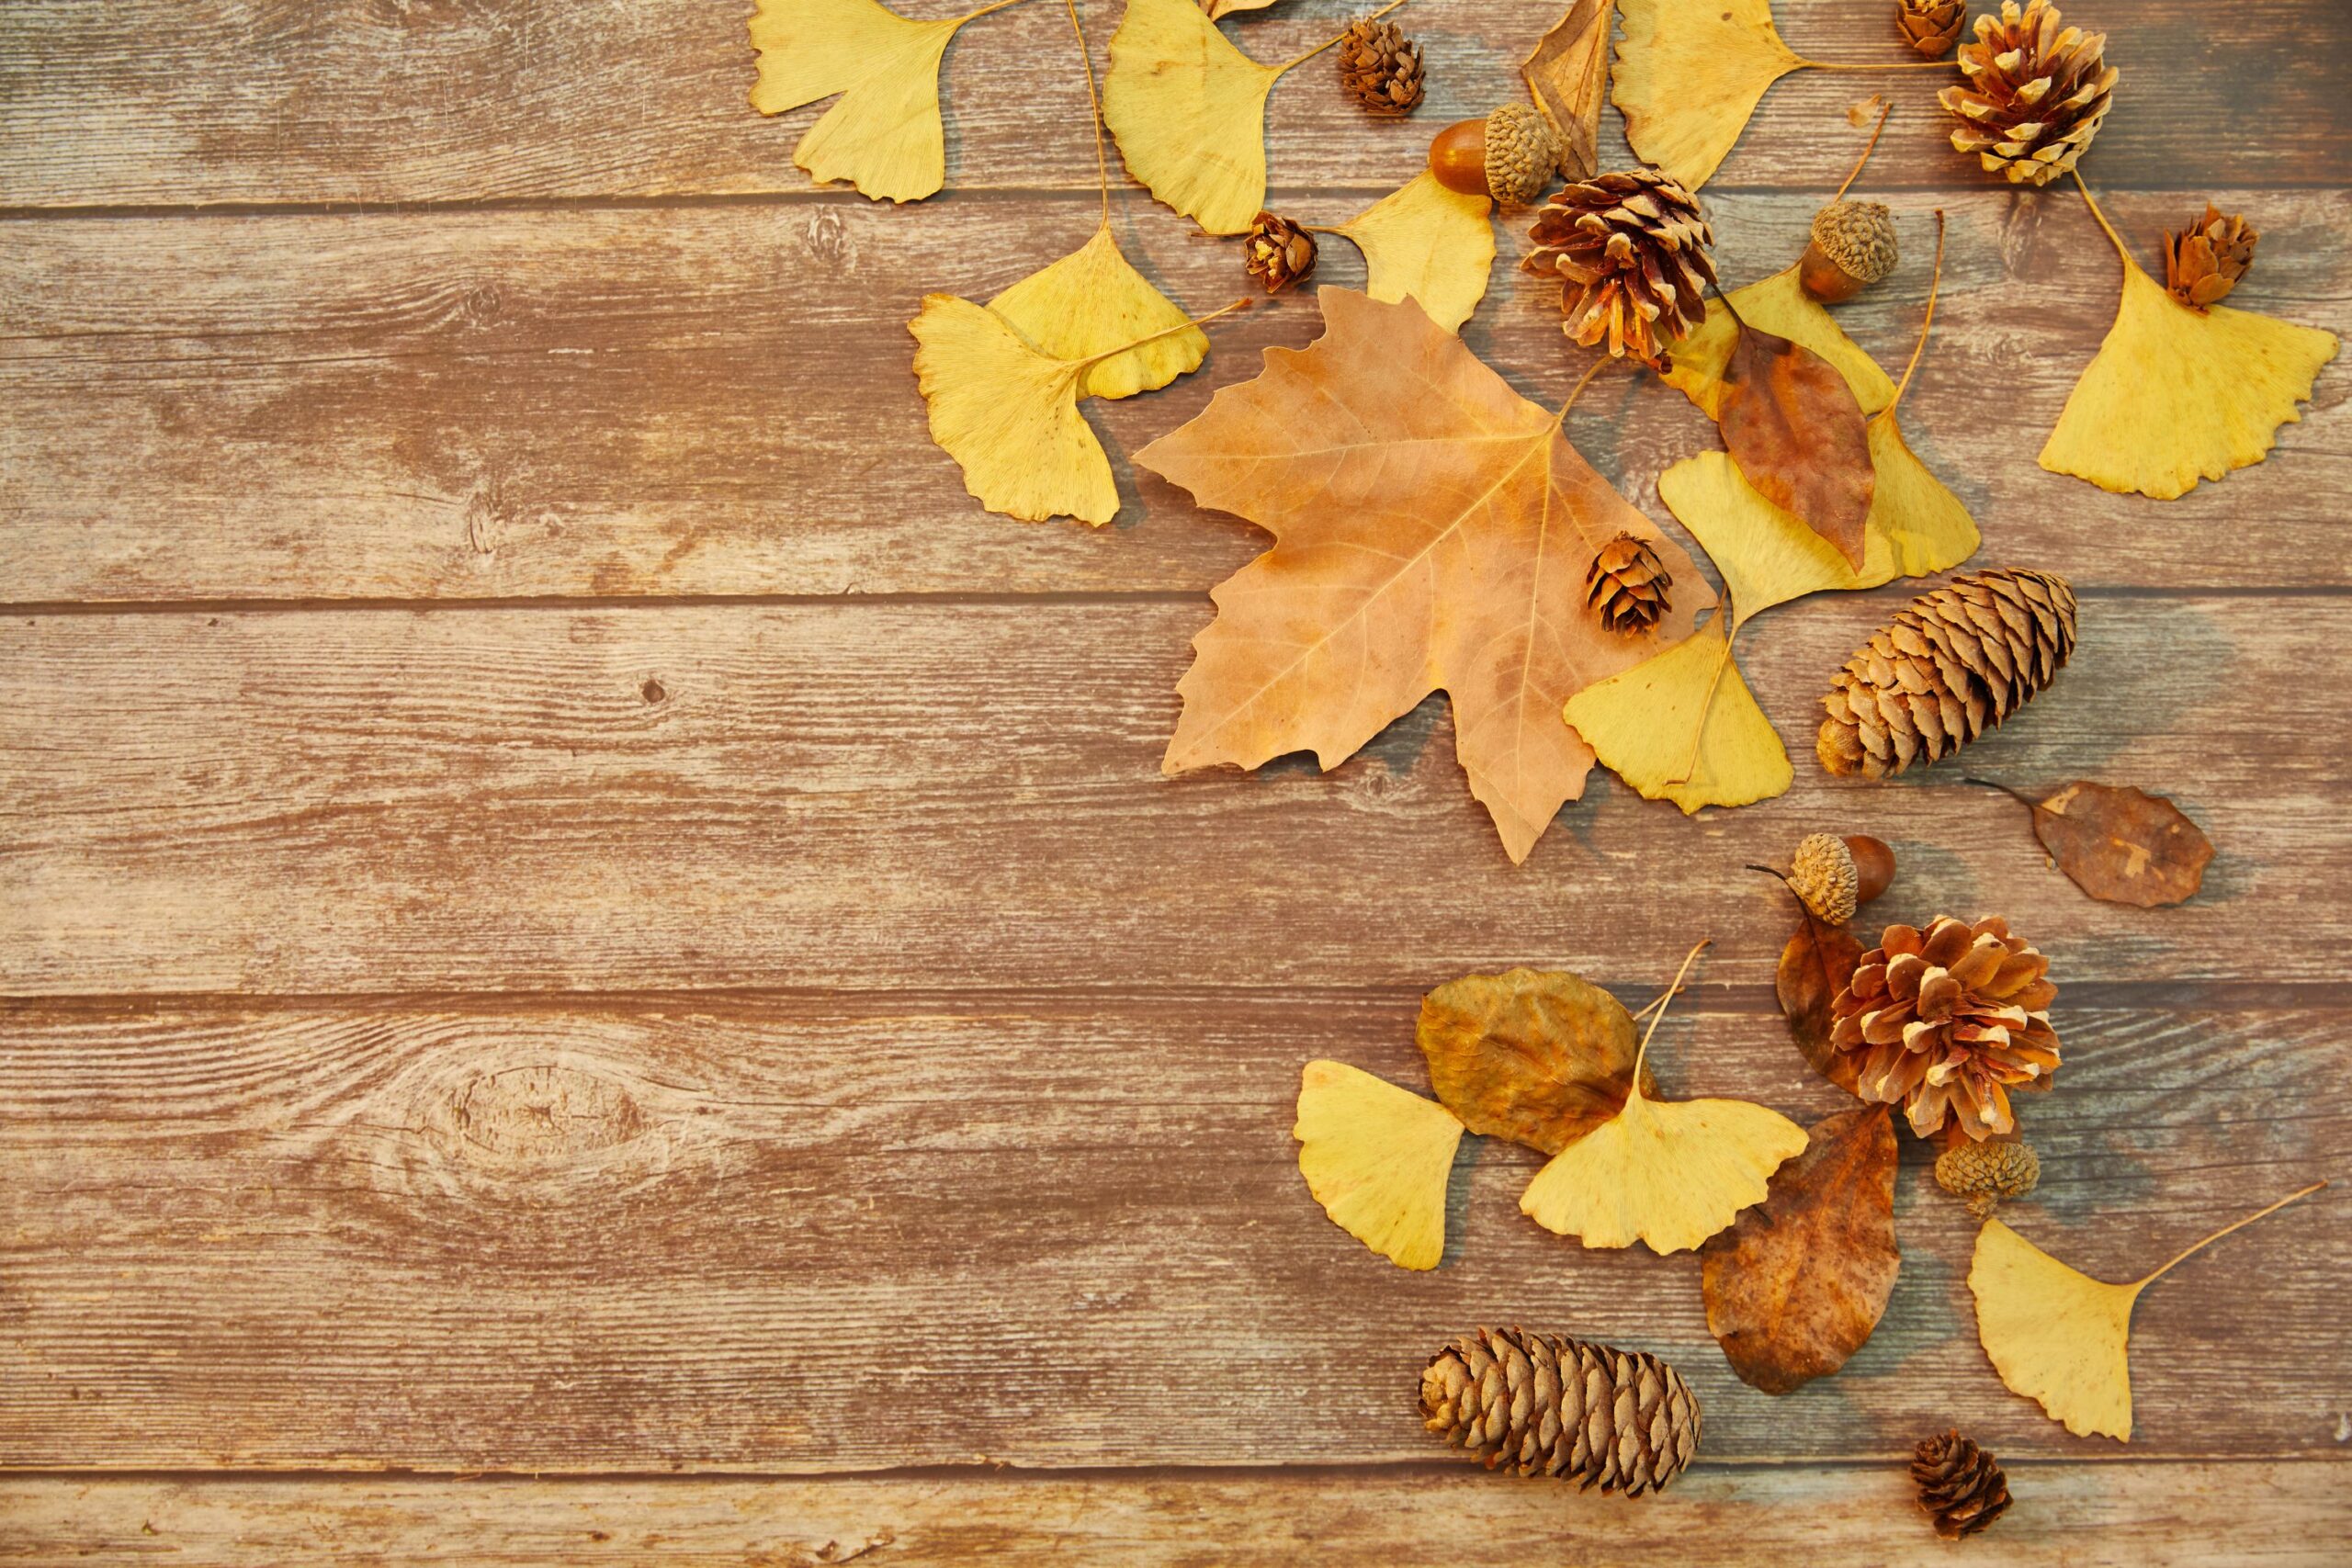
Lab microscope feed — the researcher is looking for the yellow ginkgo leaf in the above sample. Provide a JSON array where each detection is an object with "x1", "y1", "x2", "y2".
[
  {"x1": 1295, "y1": 1058, "x2": 1465, "y2": 1270},
  {"x1": 1327, "y1": 173, "x2": 1496, "y2": 334},
  {"x1": 910, "y1": 295, "x2": 1114, "y2": 525},
  {"x1": 1563, "y1": 619, "x2": 1792, "y2": 814},
  {"x1": 749, "y1": 0, "x2": 1007, "y2": 204},
  {"x1": 1612, "y1": 0, "x2": 1804, "y2": 189},
  {"x1": 1103, "y1": 0, "x2": 1286, "y2": 234},
  {"x1": 1519, "y1": 942, "x2": 1808, "y2": 1253},
  {"x1": 2040, "y1": 185, "x2": 2338, "y2": 499},
  {"x1": 987, "y1": 222, "x2": 1209, "y2": 400},
  {"x1": 1970, "y1": 1183, "x2": 2326, "y2": 1440}
]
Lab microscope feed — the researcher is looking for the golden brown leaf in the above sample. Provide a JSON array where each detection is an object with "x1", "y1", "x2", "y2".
[
  {"x1": 1775, "y1": 912, "x2": 1863, "y2": 1094},
  {"x1": 1717, "y1": 320, "x2": 1878, "y2": 570},
  {"x1": 1700, "y1": 1103, "x2": 1899, "y2": 1393},
  {"x1": 1521, "y1": 0, "x2": 1616, "y2": 182},
  {"x1": 1137, "y1": 289, "x2": 1712, "y2": 863},
  {"x1": 1294, "y1": 1059, "x2": 1465, "y2": 1270},
  {"x1": 1417, "y1": 969, "x2": 1657, "y2": 1155},
  {"x1": 1104, "y1": 0, "x2": 1283, "y2": 235},
  {"x1": 1612, "y1": 0, "x2": 1803, "y2": 188},
  {"x1": 1984, "y1": 779, "x2": 2214, "y2": 908}
]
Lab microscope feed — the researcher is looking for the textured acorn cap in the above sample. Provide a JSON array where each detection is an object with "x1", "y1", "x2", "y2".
[
  {"x1": 1787, "y1": 832, "x2": 1860, "y2": 925},
  {"x1": 1935, "y1": 1139, "x2": 2041, "y2": 1219},
  {"x1": 1484, "y1": 103, "x2": 1562, "y2": 208},
  {"x1": 1810, "y1": 200, "x2": 1899, "y2": 284}
]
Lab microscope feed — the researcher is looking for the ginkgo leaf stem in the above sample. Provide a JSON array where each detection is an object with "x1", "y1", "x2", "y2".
[
  {"x1": 958, "y1": 0, "x2": 1044, "y2": 25},
  {"x1": 1065, "y1": 0, "x2": 1112, "y2": 228},
  {"x1": 1833, "y1": 98, "x2": 1894, "y2": 201},
  {"x1": 2137, "y1": 1181, "x2": 2328, "y2": 1289},
  {"x1": 1885, "y1": 209, "x2": 1948, "y2": 417},
  {"x1": 1280, "y1": 0, "x2": 1413, "y2": 73},
  {"x1": 1631, "y1": 939, "x2": 1712, "y2": 1080},
  {"x1": 1069, "y1": 297, "x2": 1250, "y2": 376},
  {"x1": 1664, "y1": 615, "x2": 1739, "y2": 786},
  {"x1": 1797, "y1": 57, "x2": 1951, "y2": 73},
  {"x1": 2072, "y1": 171, "x2": 2134, "y2": 268}
]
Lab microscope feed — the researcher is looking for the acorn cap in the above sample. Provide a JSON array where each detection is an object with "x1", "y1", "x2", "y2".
[
  {"x1": 1787, "y1": 832, "x2": 1860, "y2": 926},
  {"x1": 1483, "y1": 103, "x2": 1561, "y2": 208},
  {"x1": 1810, "y1": 199, "x2": 1900, "y2": 285},
  {"x1": 1934, "y1": 1139, "x2": 2041, "y2": 1220}
]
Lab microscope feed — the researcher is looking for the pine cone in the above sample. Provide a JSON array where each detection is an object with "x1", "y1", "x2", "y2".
[
  {"x1": 1420, "y1": 1327, "x2": 1700, "y2": 1496},
  {"x1": 1939, "y1": 0, "x2": 2119, "y2": 186},
  {"x1": 1336, "y1": 17, "x2": 1424, "y2": 115},
  {"x1": 1788, "y1": 832, "x2": 1860, "y2": 926},
  {"x1": 1936, "y1": 1137, "x2": 2041, "y2": 1218},
  {"x1": 1913, "y1": 1430, "x2": 2012, "y2": 1539},
  {"x1": 2164, "y1": 204, "x2": 2256, "y2": 310},
  {"x1": 1897, "y1": 0, "x2": 1965, "y2": 58},
  {"x1": 1242, "y1": 212, "x2": 1317, "y2": 293},
  {"x1": 1816, "y1": 568, "x2": 2076, "y2": 780},
  {"x1": 1831, "y1": 915, "x2": 2060, "y2": 1141},
  {"x1": 1585, "y1": 533, "x2": 1673, "y2": 634},
  {"x1": 1523, "y1": 171, "x2": 1717, "y2": 367}
]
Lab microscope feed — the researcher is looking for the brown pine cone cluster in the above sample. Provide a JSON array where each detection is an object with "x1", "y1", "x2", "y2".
[
  {"x1": 1336, "y1": 17, "x2": 1424, "y2": 115},
  {"x1": 1897, "y1": 0, "x2": 1966, "y2": 57},
  {"x1": 1940, "y1": 0, "x2": 2118, "y2": 186},
  {"x1": 1585, "y1": 533, "x2": 1673, "y2": 634},
  {"x1": 2164, "y1": 204, "x2": 2257, "y2": 310},
  {"x1": 1242, "y1": 212, "x2": 1317, "y2": 293},
  {"x1": 1913, "y1": 1430, "x2": 2012, "y2": 1539},
  {"x1": 1816, "y1": 568, "x2": 2077, "y2": 780},
  {"x1": 1420, "y1": 1327, "x2": 1700, "y2": 1496},
  {"x1": 1831, "y1": 915, "x2": 2060, "y2": 1141},
  {"x1": 1523, "y1": 171, "x2": 1716, "y2": 367}
]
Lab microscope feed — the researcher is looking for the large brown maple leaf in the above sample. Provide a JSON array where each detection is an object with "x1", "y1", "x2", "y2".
[{"x1": 1138, "y1": 289, "x2": 1712, "y2": 862}]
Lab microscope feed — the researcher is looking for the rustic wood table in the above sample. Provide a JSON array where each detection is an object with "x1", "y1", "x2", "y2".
[{"x1": 3, "y1": 0, "x2": 2346, "y2": 1561}]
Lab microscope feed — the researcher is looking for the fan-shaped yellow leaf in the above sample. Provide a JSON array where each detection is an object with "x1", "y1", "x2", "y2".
[
  {"x1": 1563, "y1": 619, "x2": 1792, "y2": 814},
  {"x1": 1969, "y1": 1218, "x2": 2143, "y2": 1439},
  {"x1": 1520, "y1": 1072, "x2": 1807, "y2": 1253},
  {"x1": 2040, "y1": 258, "x2": 2338, "y2": 500},
  {"x1": 909, "y1": 294, "x2": 1117, "y2": 525},
  {"x1": 1661, "y1": 266, "x2": 1896, "y2": 422},
  {"x1": 748, "y1": 0, "x2": 974, "y2": 204},
  {"x1": 1104, "y1": 0, "x2": 1284, "y2": 234},
  {"x1": 1613, "y1": 0, "x2": 1804, "y2": 189},
  {"x1": 1330, "y1": 173, "x2": 1496, "y2": 334},
  {"x1": 987, "y1": 223, "x2": 1209, "y2": 400},
  {"x1": 1295, "y1": 1059, "x2": 1465, "y2": 1270}
]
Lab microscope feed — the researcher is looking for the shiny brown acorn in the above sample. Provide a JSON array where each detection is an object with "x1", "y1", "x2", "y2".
[{"x1": 1427, "y1": 104, "x2": 1561, "y2": 208}]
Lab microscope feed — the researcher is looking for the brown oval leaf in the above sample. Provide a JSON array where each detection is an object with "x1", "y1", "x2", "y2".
[
  {"x1": 1417, "y1": 968, "x2": 1656, "y2": 1155},
  {"x1": 1717, "y1": 321, "x2": 1876, "y2": 569},
  {"x1": 1521, "y1": 0, "x2": 1615, "y2": 182},
  {"x1": 2030, "y1": 781, "x2": 2214, "y2": 908},
  {"x1": 1775, "y1": 913, "x2": 1863, "y2": 1095},
  {"x1": 1700, "y1": 1102, "x2": 1898, "y2": 1393}
]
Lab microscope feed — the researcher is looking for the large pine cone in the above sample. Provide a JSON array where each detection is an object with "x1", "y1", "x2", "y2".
[
  {"x1": 1336, "y1": 17, "x2": 1424, "y2": 115},
  {"x1": 1585, "y1": 533, "x2": 1673, "y2": 634},
  {"x1": 1816, "y1": 568, "x2": 2076, "y2": 779},
  {"x1": 1939, "y1": 0, "x2": 2118, "y2": 186},
  {"x1": 1913, "y1": 1430, "x2": 2012, "y2": 1539},
  {"x1": 1831, "y1": 916, "x2": 2059, "y2": 1142},
  {"x1": 1420, "y1": 1327, "x2": 1700, "y2": 1496},
  {"x1": 2165, "y1": 204, "x2": 2256, "y2": 310},
  {"x1": 1523, "y1": 171, "x2": 1716, "y2": 367}
]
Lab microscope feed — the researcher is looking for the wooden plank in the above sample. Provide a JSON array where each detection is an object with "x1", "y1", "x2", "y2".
[
  {"x1": 2, "y1": 1464, "x2": 2346, "y2": 1564},
  {"x1": 0, "y1": 996, "x2": 2341, "y2": 1470},
  {"x1": 3, "y1": 0, "x2": 2343, "y2": 208},
  {"x1": 2, "y1": 598, "x2": 2343, "y2": 997},
  {"x1": 3, "y1": 191, "x2": 2345, "y2": 604}
]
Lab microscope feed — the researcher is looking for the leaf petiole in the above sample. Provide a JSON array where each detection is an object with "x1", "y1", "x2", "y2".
[
  {"x1": 1834, "y1": 98, "x2": 1894, "y2": 202},
  {"x1": 1069, "y1": 297, "x2": 1251, "y2": 378},
  {"x1": 2137, "y1": 1181, "x2": 2328, "y2": 1289},
  {"x1": 1882, "y1": 209, "x2": 1948, "y2": 420},
  {"x1": 1631, "y1": 938, "x2": 1713, "y2": 1081}
]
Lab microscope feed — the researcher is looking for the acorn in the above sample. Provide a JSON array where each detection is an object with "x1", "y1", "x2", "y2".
[
  {"x1": 1799, "y1": 199, "x2": 1899, "y2": 302},
  {"x1": 1769, "y1": 832, "x2": 1895, "y2": 925},
  {"x1": 1428, "y1": 103, "x2": 1561, "y2": 209},
  {"x1": 1845, "y1": 833, "x2": 1896, "y2": 906}
]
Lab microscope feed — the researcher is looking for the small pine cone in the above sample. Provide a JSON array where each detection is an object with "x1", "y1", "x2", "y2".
[
  {"x1": 1913, "y1": 1430, "x2": 2012, "y2": 1539},
  {"x1": 1832, "y1": 915, "x2": 2060, "y2": 1141},
  {"x1": 2164, "y1": 204, "x2": 2257, "y2": 310},
  {"x1": 1420, "y1": 1327, "x2": 1700, "y2": 1496},
  {"x1": 1336, "y1": 17, "x2": 1424, "y2": 115},
  {"x1": 1816, "y1": 568, "x2": 2077, "y2": 780},
  {"x1": 1936, "y1": 1138, "x2": 2041, "y2": 1218},
  {"x1": 1897, "y1": 0, "x2": 1965, "y2": 57},
  {"x1": 1939, "y1": 0, "x2": 2119, "y2": 186},
  {"x1": 1788, "y1": 832, "x2": 1860, "y2": 926},
  {"x1": 1523, "y1": 170, "x2": 1717, "y2": 367},
  {"x1": 1585, "y1": 533, "x2": 1673, "y2": 634},
  {"x1": 1242, "y1": 212, "x2": 1317, "y2": 293}
]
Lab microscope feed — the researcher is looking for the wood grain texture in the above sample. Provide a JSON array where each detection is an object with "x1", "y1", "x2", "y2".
[
  {"x1": 4, "y1": 1464, "x2": 2346, "y2": 1565},
  {"x1": 2, "y1": 598, "x2": 2342, "y2": 996},
  {"x1": 4, "y1": 189, "x2": 2345, "y2": 603},
  {"x1": 1, "y1": 996, "x2": 2342, "y2": 1470},
  {"x1": 3, "y1": 0, "x2": 2345, "y2": 209}
]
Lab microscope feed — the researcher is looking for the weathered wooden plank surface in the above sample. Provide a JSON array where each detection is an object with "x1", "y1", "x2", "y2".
[
  {"x1": 2, "y1": 598, "x2": 2341, "y2": 996},
  {"x1": 3, "y1": 0, "x2": 2345, "y2": 209},
  {"x1": 3, "y1": 1464, "x2": 2346, "y2": 1565},
  {"x1": 3, "y1": 188, "x2": 2345, "y2": 604},
  {"x1": 0, "y1": 996, "x2": 2340, "y2": 1470}
]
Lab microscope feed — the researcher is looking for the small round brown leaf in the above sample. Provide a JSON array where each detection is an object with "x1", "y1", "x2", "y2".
[
  {"x1": 1417, "y1": 968, "x2": 1656, "y2": 1155},
  {"x1": 2030, "y1": 781, "x2": 2214, "y2": 907}
]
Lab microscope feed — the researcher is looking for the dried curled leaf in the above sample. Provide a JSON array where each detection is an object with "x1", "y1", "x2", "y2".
[
  {"x1": 1330, "y1": 173, "x2": 1496, "y2": 334},
  {"x1": 1701, "y1": 1103, "x2": 1899, "y2": 1393},
  {"x1": 749, "y1": 0, "x2": 967, "y2": 203},
  {"x1": 1776, "y1": 912, "x2": 1864, "y2": 1093},
  {"x1": 1663, "y1": 267, "x2": 1895, "y2": 423},
  {"x1": 1612, "y1": 0, "x2": 1804, "y2": 188},
  {"x1": 1522, "y1": 0, "x2": 1617, "y2": 182},
  {"x1": 1718, "y1": 321, "x2": 1878, "y2": 570},
  {"x1": 1417, "y1": 969, "x2": 1656, "y2": 1155},
  {"x1": 987, "y1": 224, "x2": 1208, "y2": 400},
  {"x1": 1203, "y1": 0, "x2": 1282, "y2": 17},
  {"x1": 1105, "y1": 0, "x2": 1285, "y2": 234},
  {"x1": 1998, "y1": 780, "x2": 2214, "y2": 907},
  {"x1": 1295, "y1": 1059, "x2": 1465, "y2": 1270}
]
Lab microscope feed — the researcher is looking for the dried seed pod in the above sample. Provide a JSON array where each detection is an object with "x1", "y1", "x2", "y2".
[
  {"x1": 1787, "y1": 833, "x2": 1860, "y2": 925},
  {"x1": 1896, "y1": 0, "x2": 1966, "y2": 57},
  {"x1": 1522, "y1": 169, "x2": 1716, "y2": 367},
  {"x1": 1421, "y1": 1326, "x2": 1700, "y2": 1495},
  {"x1": 1336, "y1": 17, "x2": 1425, "y2": 115},
  {"x1": 1800, "y1": 199, "x2": 1899, "y2": 302},
  {"x1": 1428, "y1": 104, "x2": 1561, "y2": 208},
  {"x1": 1913, "y1": 1430, "x2": 2012, "y2": 1539},
  {"x1": 1584, "y1": 533, "x2": 1673, "y2": 634},
  {"x1": 2163, "y1": 204, "x2": 2256, "y2": 310},
  {"x1": 1936, "y1": 1138, "x2": 2041, "y2": 1218},
  {"x1": 1242, "y1": 211, "x2": 1317, "y2": 293}
]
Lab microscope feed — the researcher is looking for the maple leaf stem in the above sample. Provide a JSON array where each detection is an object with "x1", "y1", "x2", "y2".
[
  {"x1": 1071, "y1": 297, "x2": 1250, "y2": 375},
  {"x1": 1280, "y1": 0, "x2": 1414, "y2": 73},
  {"x1": 2138, "y1": 1181, "x2": 2328, "y2": 1289},
  {"x1": 1885, "y1": 209, "x2": 1948, "y2": 416},
  {"x1": 1631, "y1": 939, "x2": 1712, "y2": 1080},
  {"x1": 1833, "y1": 98, "x2": 1894, "y2": 202},
  {"x1": 2071, "y1": 171, "x2": 2133, "y2": 269},
  {"x1": 1063, "y1": 0, "x2": 1112, "y2": 227},
  {"x1": 1553, "y1": 354, "x2": 1614, "y2": 423}
]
